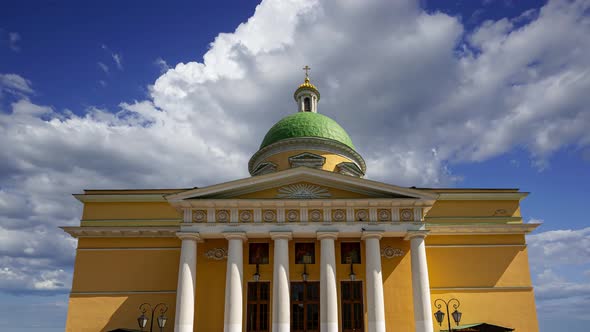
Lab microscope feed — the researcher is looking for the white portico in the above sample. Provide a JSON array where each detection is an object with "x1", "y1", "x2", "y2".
[{"x1": 166, "y1": 167, "x2": 439, "y2": 332}]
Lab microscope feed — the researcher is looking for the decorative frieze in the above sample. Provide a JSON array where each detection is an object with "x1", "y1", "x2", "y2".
[
  {"x1": 239, "y1": 210, "x2": 253, "y2": 223},
  {"x1": 216, "y1": 210, "x2": 230, "y2": 223},
  {"x1": 355, "y1": 209, "x2": 369, "y2": 222},
  {"x1": 263, "y1": 209, "x2": 277, "y2": 222},
  {"x1": 192, "y1": 210, "x2": 207, "y2": 223},
  {"x1": 186, "y1": 206, "x2": 422, "y2": 223},
  {"x1": 377, "y1": 209, "x2": 391, "y2": 222},
  {"x1": 400, "y1": 208, "x2": 414, "y2": 222},
  {"x1": 309, "y1": 209, "x2": 322, "y2": 222},
  {"x1": 286, "y1": 209, "x2": 299, "y2": 222},
  {"x1": 332, "y1": 209, "x2": 346, "y2": 222}
]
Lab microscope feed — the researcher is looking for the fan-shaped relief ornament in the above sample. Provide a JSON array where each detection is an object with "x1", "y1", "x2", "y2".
[
  {"x1": 400, "y1": 208, "x2": 413, "y2": 221},
  {"x1": 276, "y1": 184, "x2": 331, "y2": 199},
  {"x1": 216, "y1": 210, "x2": 230, "y2": 222},
  {"x1": 263, "y1": 210, "x2": 276, "y2": 222},
  {"x1": 309, "y1": 209, "x2": 322, "y2": 222},
  {"x1": 239, "y1": 210, "x2": 252, "y2": 222},
  {"x1": 377, "y1": 209, "x2": 391, "y2": 222},
  {"x1": 333, "y1": 209, "x2": 346, "y2": 222},
  {"x1": 204, "y1": 248, "x2": 228, "y2": 260},
  {"x1": 192, "y1": 210, "x2": 207, "y2": 223},
  {"x1": 286, "y1": 209, "x2": 299, "y2": 222},
  {"x1": 381, "y1": 246, "x2": 404, "y2": 258}
]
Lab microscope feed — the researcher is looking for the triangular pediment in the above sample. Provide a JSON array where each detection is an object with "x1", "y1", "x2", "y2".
[{"x1": 166, "y1": 167, "x2": 436, "y2": 201}]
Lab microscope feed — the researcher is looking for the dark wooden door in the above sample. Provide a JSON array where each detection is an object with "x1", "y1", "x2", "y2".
[
  {"x1": 291, "y1": 282, "x2": 320, "y2": 332},
  {"x1": 247, "y1": 282, "x2": 270, "y2": 332},
  {"x1": 341, "y1": 281, "x2": 364, "y2": 332}
]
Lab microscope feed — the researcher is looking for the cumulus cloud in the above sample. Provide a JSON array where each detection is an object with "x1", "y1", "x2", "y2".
[
  {"x1": 1, "y1": 0, "x2": 590, "y2": 300},
  {"x1": 0, "y1": 73, "x2": 33, "y2": 96},
  {"x1": 528, "y1": 227, "x2": 590, "y2": 320}
]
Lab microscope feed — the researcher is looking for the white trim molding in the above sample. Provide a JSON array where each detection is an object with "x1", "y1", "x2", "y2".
[{"x1": 61, "y1": 226, "x2": 179, "y2": 238}]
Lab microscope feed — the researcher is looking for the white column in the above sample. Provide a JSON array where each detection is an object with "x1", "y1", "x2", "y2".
[
  {"x1": 271, "y1": 232, "x2": 292, "y2": 332},
  {"x1": 406, "y1": 231, "x2": 434, "y2": 332},
  {"x1": 317, "y1": 232, "x2": 339, "y2": 332},
  {"x1": 174, "y1": 232, "x2": 200, "y2": 332},
  {"x1": 224, "y1": 232, "x2": 247, "y2": 332},
  {"x1": 362, "y1": 231, "x2": 386, "y2": 332}
]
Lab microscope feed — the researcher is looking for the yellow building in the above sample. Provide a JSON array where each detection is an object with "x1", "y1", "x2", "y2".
[{"x1": 62, "y1": 74, "x2": 540, "y2": 332}]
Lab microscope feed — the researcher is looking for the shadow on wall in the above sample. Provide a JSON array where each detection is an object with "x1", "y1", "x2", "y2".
[{"x1": 101, "y1": 294, "x2": 177, "y2": 332}]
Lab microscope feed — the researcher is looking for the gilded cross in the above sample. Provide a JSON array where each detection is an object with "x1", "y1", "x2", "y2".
[{"x1": 302, "y1": 65, "x2": 311, "y2": 78}]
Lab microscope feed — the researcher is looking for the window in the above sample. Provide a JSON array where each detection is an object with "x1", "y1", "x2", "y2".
[
  {"x1": 247, "y1": 282, "x2": 270, "y2": 332},
  {"x1": 249, "y1": 243, "x2": 270, "y2": 264},
  {"x1": 304, "y1": 97, "x2": 311, "y2": 112},
  {"x1": 295, "y1": 243, "x2": 315, "y2": 264},
  {"x1": 291, "y1": 282, "x2": 320, "y2": 332},
  {"x1": 341, "y1": 242, "x2": 361, "y2": 264},
  {"x1": 341, "y1": 281, "x2": 364, "y2": 332}
]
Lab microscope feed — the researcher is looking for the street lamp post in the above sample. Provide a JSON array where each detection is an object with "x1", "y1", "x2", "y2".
[
  {"x1": 137, "y1": 302, "x2": 168, "y2": 332},
  {"x1": 433, "y1": 298, "x2": 462, "y2": 332}
]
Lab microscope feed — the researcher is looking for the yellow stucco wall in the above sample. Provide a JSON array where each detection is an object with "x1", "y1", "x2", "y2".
[
  {"x1": 430, "y1": 289, "x2": 539, "y2": 332},
  {"x1": 67, "y1": 294, "x2": 177, "y2": 332},
  {"x1": 82, "y1": 202, "x2": 181, "y2": 220},
  {"x1": 427, "y1": 200, "x2": 521, "y2": 218}
]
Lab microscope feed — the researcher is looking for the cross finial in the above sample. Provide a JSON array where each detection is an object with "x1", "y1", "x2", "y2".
[{"x1": 302, "y1": 65, "x2": 311, "y2": 79}]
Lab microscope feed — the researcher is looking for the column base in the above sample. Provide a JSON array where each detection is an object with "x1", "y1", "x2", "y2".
[
  {"x1": 272, "y1": 322, "x2": 290, "y2": 332},
  {"x1": 320, "y1": 322, "x2": 339, "y2": 332},
  {"x1": 175, "y1": 322, "x2": 194, "y2": 332},
  {"x1": 414, "y1": 319, "x2": 434, "y2": 332},
  {"x1": 224, "y1": 322, "x2": 243, "y2": 332},
  {"x1": 368, "y1": 320, "x2": 386, "y2": 332}
]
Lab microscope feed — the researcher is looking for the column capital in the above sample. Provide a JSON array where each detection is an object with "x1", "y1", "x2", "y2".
[
  {"x1": 270, "y1": 231, "x2": 292, "y2": 240},
  {"x1": 361, "y1": 230, "x2": 383, "y2": 240},
  {"x1": 404, "y1": 230, "x2": 429, "y2": 240},
  {"x1": 176, "y1": 232, "x2": 202, "y2": 242},
  {"x1": 317, "y1": 231, "x2": 338, "y2": 240},
  {"x1": 224, "y1": 232, "x2": 247, "y2": 241}
]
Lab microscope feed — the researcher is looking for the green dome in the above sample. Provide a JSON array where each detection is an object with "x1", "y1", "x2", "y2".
[{"x1": 260, "y1": 112, "x2": 355, "y2": 150}]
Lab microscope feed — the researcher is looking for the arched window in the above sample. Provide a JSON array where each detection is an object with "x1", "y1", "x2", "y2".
[{"x1": 304, "y1": 97, "x2": 311, "y2": 112}]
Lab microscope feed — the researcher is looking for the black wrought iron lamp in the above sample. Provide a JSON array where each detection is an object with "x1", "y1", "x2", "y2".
[
  {"x1": 137, "y1": 302, "x2": 168, "y2": 332},
  {"x1": 253, "y1": 263, "x2": 261, "y2": 281},
  {"x1": 301, "y1": 254, "x2": 312, "y2": 281},
  {"x1": 433, "y1": 298, "x2": 462, "y2": 332},
  {"x1": 346, "y1": 256, "x2": 356, "y2": 281}
]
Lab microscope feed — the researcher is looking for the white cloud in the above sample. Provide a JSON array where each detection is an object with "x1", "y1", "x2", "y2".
[
  {"x1": 154, "y1": 57, "x2": 170, "y2": 73},
  {"x1": 112, "y1": 53, "x2": 123, "y2": 70},
  {"x1": 8, "y1": 32, "x2": 20, "y2": 52},
  {"x1": 0, "y1": 73, "x2": 33, "y2": 96},
  {"x1": 528, "y1": 227, "x2": 590, "y2": 320},
  {"x1": 102, "y1": 44, "x2": 123, "y2": 70},
  {"x1": 97, "y1": 62, "x2": 109, "y2": 74}
]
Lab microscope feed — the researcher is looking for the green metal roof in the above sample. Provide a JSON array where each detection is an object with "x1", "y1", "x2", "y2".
[{"x1": 260, "y1": 112, "x2": 355, "y2": 150}]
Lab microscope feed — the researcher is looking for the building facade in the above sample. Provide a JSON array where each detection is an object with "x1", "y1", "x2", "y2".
[{"x1": 63, "y1": 75, "x2": 540, "y2": 332}]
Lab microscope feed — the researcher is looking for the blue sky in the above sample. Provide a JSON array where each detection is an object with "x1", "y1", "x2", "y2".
[{"x1": 0, "y1": 0, "x2": 589, "y2": 331}]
